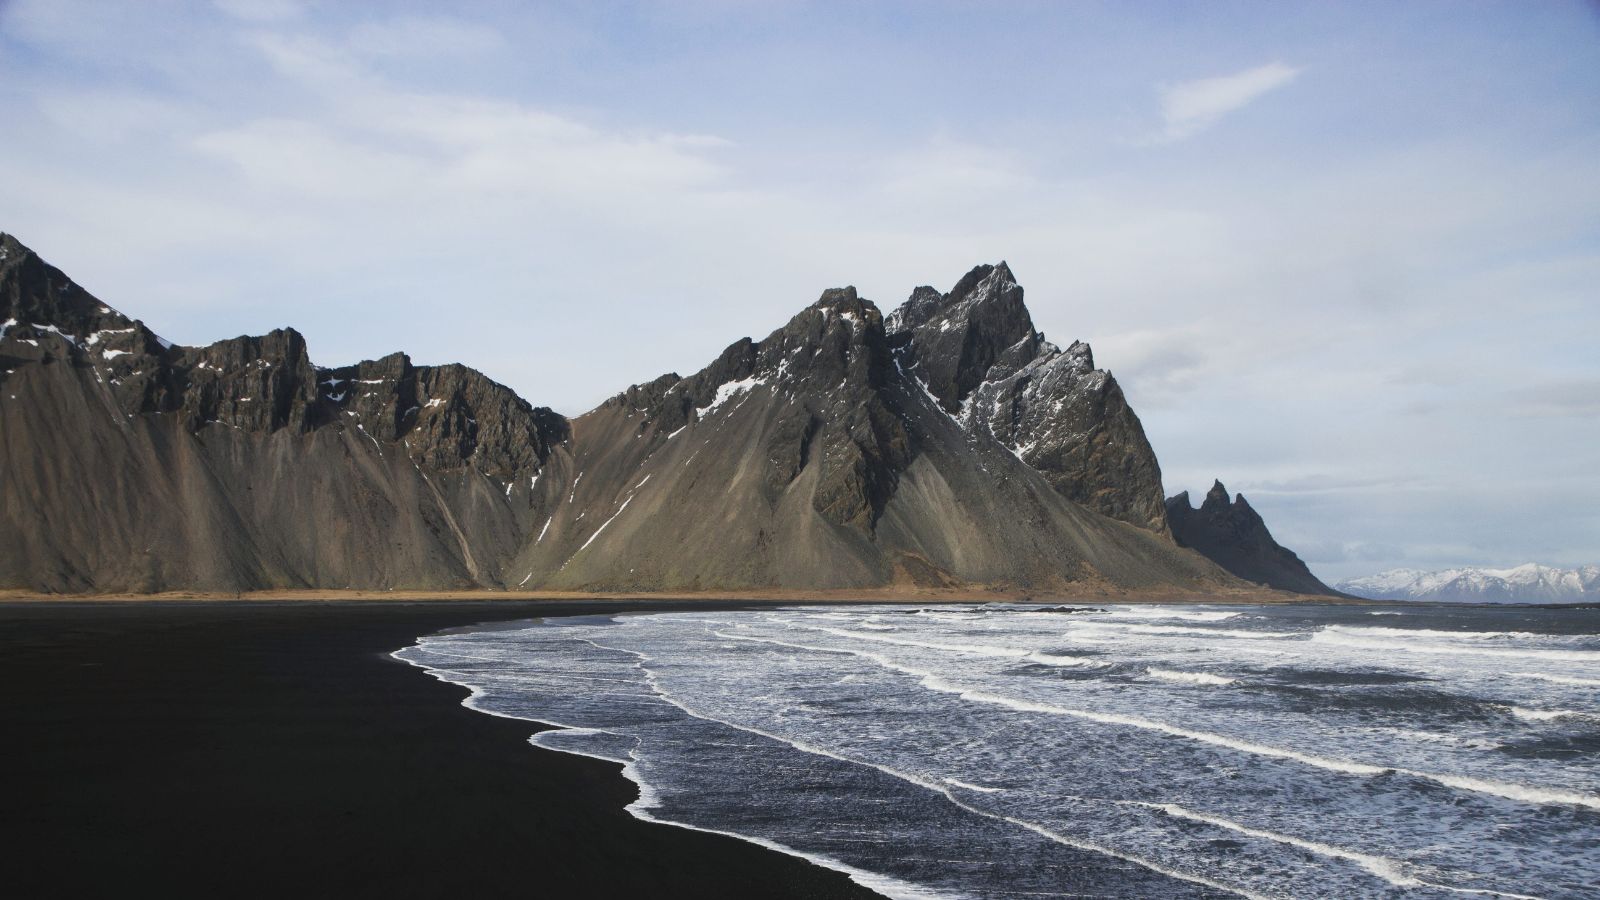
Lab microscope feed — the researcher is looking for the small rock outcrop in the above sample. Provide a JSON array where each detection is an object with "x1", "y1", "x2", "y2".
[{"x1": 1166, "y1": 481, "x2": 1336, "y2": 595}]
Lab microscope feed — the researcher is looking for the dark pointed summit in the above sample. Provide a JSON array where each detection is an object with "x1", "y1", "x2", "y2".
[
  {"x1": 813, "y1": 285, "x2": 862, "y2": 308},
  {"x1": 884, "y1": 262, "x2": 1170, "y2": 534},
  {"x1": 0, "y1": 232, "x2": 32, "y2": 263},
  {"x1": 1166, "y1": 480, "x2": 1337, "y2": 596},
  {"x1": 886, "y1": 262, "x2": 1038, "y2": 411},
  {"x1": 2, "y1": 232, "x2": 145, "y2": 343},
  {"x1": 1202, "y1": 480, "x2": 1232, "y2": 511}
]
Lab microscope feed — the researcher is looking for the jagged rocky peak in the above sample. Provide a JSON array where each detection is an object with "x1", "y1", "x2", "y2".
[
  {"x1": 318, "y1": 351, "x2": 567, "y2": 479},
  {"x1": 886, "y1": 262, "x2": 1041, "y2": 412},
  {"x1": 1, "y1": 233, "x2": 172, "y2": 364},
  {"x1": 614, "y1": 285, "x2": 892, "y2": 425},
  {"x1": 1202, "y1": 479, "x2": 1232, "y2": 510},
  {"x1": 587, "y1": 284, "x2": 909, "y2": 533},
  {"x1": 1170, "y1": 479, "x2": 1260, "y2": 529},
  {"x1": 767, "y1": 286, "x2": 889, "y2": 389},
  {"x1": 1166, "y1": 480, "x2": 1336, "y2": 596},
  {"x1": 887, "y1": 261, "x2": 1170, "y2": 535},
  {"x1": 735, "y1": 285, "x2": 888, "y2": 393},
  {"x1": 170, "y1": 328, "x2": 321, "y2": 432}
]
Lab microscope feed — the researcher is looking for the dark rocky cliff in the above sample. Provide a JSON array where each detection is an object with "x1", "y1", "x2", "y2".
[
  {"x1": 1165, "y1": 481, "x2": 1336, "y2": 595},
  {"x1": 886, "y1": 264, "x2": 1170, "y2": 535}
]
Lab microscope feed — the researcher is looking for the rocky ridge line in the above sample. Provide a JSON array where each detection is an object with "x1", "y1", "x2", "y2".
[{"x1": 1165, "y1": 480, "x2": 1336, "y2": 595}]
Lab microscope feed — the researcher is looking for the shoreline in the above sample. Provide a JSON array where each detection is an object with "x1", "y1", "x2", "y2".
[
  {"x1": 0, "y1": 585, "x2": 1358, "y2": 604},
  {"x1": 1, "y1": 600, "x2": 882, "y2": 898}
]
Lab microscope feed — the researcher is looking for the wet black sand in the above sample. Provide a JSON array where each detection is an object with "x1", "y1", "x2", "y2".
[{"x1": 0, "y1": 600, "x2": 880, "y2": 899}]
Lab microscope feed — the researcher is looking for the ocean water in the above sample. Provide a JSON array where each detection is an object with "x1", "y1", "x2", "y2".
[{"x1": 395, "y1": 604, "x2": 1600, "y2": 899}]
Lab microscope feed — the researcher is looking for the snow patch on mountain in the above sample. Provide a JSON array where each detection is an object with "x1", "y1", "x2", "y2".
[{"x1": 698, "y1": 375, "x2": 766, "y2": 415}]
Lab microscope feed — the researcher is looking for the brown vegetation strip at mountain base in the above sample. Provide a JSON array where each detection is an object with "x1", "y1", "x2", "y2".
[{"x1": 0, "y1": 600, "x2": 880, "y2": 899}]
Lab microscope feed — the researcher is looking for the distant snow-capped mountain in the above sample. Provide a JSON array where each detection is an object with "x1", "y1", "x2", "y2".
[{"x1": 1337, "y1": 564, "x2": 1600, "y2": 603}]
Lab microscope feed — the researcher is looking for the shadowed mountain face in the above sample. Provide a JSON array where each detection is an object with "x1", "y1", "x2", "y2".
[
  {"x1": 2, "y1": 233, "x2": 1280, "y2": 595},
  {"x1": 1165, "y1": 481, "x2": 1336, "y2": 596}
]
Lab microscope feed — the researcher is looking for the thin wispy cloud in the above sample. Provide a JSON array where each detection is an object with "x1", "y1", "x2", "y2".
[
  {"x1": 1505, "y1": 378, "x2": 1600, "y2": 418},
  {"x1": 213, "y1": 0, "x2": 301, "y2": 23},
  {"x1": 1156, "y1": 62, "x2": 1302, "y2": 141}
]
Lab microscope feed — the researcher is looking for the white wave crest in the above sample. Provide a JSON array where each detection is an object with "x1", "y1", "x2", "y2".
[
  {"x1": 1328, "y1": 626, "x2": 1549, "y2": 641},
  {"x1": 1026, "y1": 651, "x2": 1101, "y2": 667},
  {"x1": 912, "y1": 676, "x2": 1600, "y2": 811},
  {"x1": 1424, "y1": 772, "x2": 1600, "y2": 812},
  {"x1": 942, "y1": 776, "x2": 1004, "y2": 793},
  {"x1": 1505, "y1": 706, "x2": 1593, "y2": 722},
  {"x1": 1152, "y1": 803, "x2": 1420, "y2": 887},
  {"x1": 912, "y1": 610, "x2": 982, "y2": 622},
  {"x1": 1069, "y1": 622, "x2": 1297, "y2": 640},
  {"x1": 1152, "y1": 803, "x2": 1544, "y2": 898},
  {"x1": 1382, "y1": 728, "x2": 1503, "y2": 752},
  {"x1": 1507, "y1": 671, "x2": 1600, "y2": 687},
  {"x1": 914, "y1": 677, "x2": 1390, "y2": 776},
  {"x1": 1312, "y1": 630, "x2": 1600, "y2": 663},
  {"x1": 1102, "y1": 608, "x2": 1241, "y2": 622},
  {"x1": 816, "y1": 627, "x2": 1032, "y2": 658},
  {"x1": 1147, "y1": 668, "x2": 1236, "y2": 686}
]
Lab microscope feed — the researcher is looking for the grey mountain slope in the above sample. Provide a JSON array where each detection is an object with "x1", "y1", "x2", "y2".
[
  {"x1": 886, "y1": 264, "x2": 1170, "y2": 535},
  {"x1": 0, "y1": 233, "x2": 568, "y2": 592},
  {"x1": 524, "y1": 288, "x2": 1235, "y2": 593},
  {"x1": 1165, "y1": 481, "x2": 1337, "y2": 595}
]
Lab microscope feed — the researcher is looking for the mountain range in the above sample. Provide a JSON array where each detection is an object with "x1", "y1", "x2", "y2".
[
  {"x1": 0, "y1": 232, "x2": 1335, "y2": 598},
  {"x1": 1337, "y1": 565, "x2": 1600, "y2": 604}
]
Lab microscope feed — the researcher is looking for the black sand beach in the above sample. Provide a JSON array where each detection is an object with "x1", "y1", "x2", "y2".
[{"x1": 0, "y1": 601, "x2": 879, "y2": 899}]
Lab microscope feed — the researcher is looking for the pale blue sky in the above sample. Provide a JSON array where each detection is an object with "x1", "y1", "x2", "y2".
[{"x1": 2, "y1": 0, "x2": 1596, "y2": 581}]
